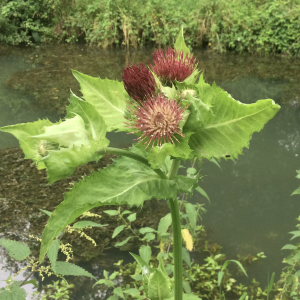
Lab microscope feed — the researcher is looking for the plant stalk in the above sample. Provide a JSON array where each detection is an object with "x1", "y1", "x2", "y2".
[
  {"x1": 168, "y1": 159, "x2": 183, "y2": 300},
  {"x1": 96, "y1": 147, "x2": 167, "y2": 179}
]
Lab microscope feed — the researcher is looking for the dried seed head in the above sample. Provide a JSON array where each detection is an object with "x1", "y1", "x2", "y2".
[
  {"x1": 122, "y1": 63, "x2": 156, "y2": 102},
  {"x1": 150, "y1": 47, "x2": 197, "y2": 85},
  {"x1": 125, "y1": 94, "x2": 186, "y2": 149}
]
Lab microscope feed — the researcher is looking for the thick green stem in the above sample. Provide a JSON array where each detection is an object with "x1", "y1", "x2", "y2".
[
  {"x1": 96, "y1": 147, "x2": 167, "y2": 179},
  {"x1": 168, "y1": 159, "x2": 182, "y2": 300}
]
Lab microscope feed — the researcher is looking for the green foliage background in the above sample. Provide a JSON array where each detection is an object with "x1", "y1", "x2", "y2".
[{"x1": 1, "y1": 0, "x2": 300, "y2": 54}]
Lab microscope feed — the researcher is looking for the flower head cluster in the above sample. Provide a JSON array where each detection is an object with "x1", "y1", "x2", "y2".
[
  {"x1": 122, "y1": 63, "x2": 156, "y2": 102},
  {"x1": 150, "y1": 47, "x2": 197, "y2": 85},
  {"x1": 126, "y1": 94, "x2": 186, "y2": 149}
]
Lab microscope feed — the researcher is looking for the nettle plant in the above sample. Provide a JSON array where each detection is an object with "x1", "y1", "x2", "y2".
[{"x1": 0, "y1": 29, "x2": 280, "y2": 300}]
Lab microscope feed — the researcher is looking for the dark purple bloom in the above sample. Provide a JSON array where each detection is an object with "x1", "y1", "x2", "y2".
[
  {"x1": 126, "y1": 94, "x2": 186, "y2": 149},
  {"x1": 150, "y1": 47, "x2": 197, "y2": 85},
  {"x1": 122, "y1": 63, "x2": 156, "y2": 102}
]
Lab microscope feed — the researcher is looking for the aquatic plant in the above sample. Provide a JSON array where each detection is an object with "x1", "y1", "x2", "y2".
[{"x1": 0, "y1": 29, "x2": 280, "y2": 299}]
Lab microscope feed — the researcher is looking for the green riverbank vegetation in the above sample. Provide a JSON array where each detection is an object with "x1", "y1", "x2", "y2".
[{"x1": 1, "y1": 0, "x2": 300, "y2": 54}]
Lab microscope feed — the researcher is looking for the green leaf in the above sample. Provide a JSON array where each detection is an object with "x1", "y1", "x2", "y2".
[
  {"x1": 0, "y1": 285, "x2": 26, "y2": 300},
  {"x1": 218, "y1": 271, "x2": 224, "y2": 286},
  {"x1": 174, "y1": 27, "x2": 190, "y2": 57},
  {"x1": 0, "y1": 239, "x2": 30, "y2": 261},
  {"x1": 186, "y1": 75, "x2": 280, "y2": 160},
  {"x1": 54, "y1": 261, "x2": 96, "y2": 280},
  {"x1": 47, "y1": 239, "x2": 60, "y2": 272},
  {"x1": 157, "y1": 213, "x2": 172, "y2": 240},
  {"x1": 221, "y1": 260, "x2": 247, "y2": 277},
  {"x1": 39, "y1": 147, "x2": 195, "y2": 262},
  {"x1": 182, "y1": 280, "x2": 192, "y2": 294},
  {"x1": 113, "y1": 287, "x2": 125, "y2": 299},
  {"x1": 112, "y1": 225, "x2": 126, "y2": 238},
  {"x1": 72, "y1": 70, "x2": 127, "y2": 131},
  {"x1": 292, "y1": 187, "x2": 300, "y2": 195},
  {"x1": 282, "y1": 244, "x2": 297, "y2": 250},
  {"x1": 210, "y1": 157, "x2": 221, "y2": 170},
  {"x1": 130, "y1": 253, "x2": 152, "y2": 273},
  {"x1": 107, "y1": 296, "x2": 119, "y2": 300},
  {"x1": 104, "y1": 210, "x2": 119, "y2": 216},
  {"x1": 185, "y1": 203, "x2": 197, "y2": 230},
  {"x1": 66, "y1": 92, "x2": 107, "y2": 142},
  {"x1": 290, "y1": 231, "x2": 300, "y2": 240},
  {"x1": 148, "y1": 269, "x2": 171, "y2": 300},
  {"x1": 123, "y1": 288, "x2": 140, "y2": 296},
  {"x1": 139, "y1": 245, "x2": 152, "y2": 264},
  {"x1": 0, "y1": 119, "x2": 55, "y2": 163},
  {"x1": 146, "y1": 134, "x2": 193, "y2": 169},
  {"x1": 144, "y1": 233, "x2": 156, "y2": 241},
  {"x1": 238, "y1": 292, "x2": 248, "y2": 300},
  {"x1": 40, "y1": 209, "x2": 52, "y2": 217},
  {"x1": 73, "y1": 221, "x2": 107, "y2": 228},
  {"x1": 32, "y1": 115, "x2": 90, "y2": 148},
  {"x1": 127, "y1": 213, "x2": 137, "y2": 222},
  {"x1": 121, "y1": 210, "x2": 132, "y2": 215},
  {"x1": 42, "y1": 141, "x2": 108, "y2": 184},
  {"x1": 182, "y1": 247, "x2": 191, "y2": 268},
  {"x1": 195, "y1": 186, "x2": 210, "y2": 202},
  {"x1": 139, "y1": 227, "x2": 156, "y2": 235},
  {"x1": 165, "y1": 295, "x2": 202, "y2": 300},
  {"x1": 115, "y1": 237, "x2": 131, "y2": 247}
]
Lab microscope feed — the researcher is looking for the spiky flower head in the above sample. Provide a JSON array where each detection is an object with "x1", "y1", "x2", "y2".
[
  {"x1": 126, "y1": 94, "x2": 187, "y2": 149},
  {"x1": 150, "y1": 47, "x2": 197, "y2": 85},
  {"x1": 122, "y1": 63, "x2": 156, "y2": 102}
]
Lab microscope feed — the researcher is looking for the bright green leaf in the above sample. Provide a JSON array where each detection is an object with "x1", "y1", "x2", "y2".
[
  {"x1": 127, "y1": 213, "x2": 136, "y2": 222},
  {"x1": 39, "y1": 147, "x2": 195, "y2": 262},
  {"x1": 47, "y1": 239, "x2": 60, "y2": 272},
  {"x1": 221, "y1": 260, "x2": 247, "y2": 277},
  {"x1": 0, "y1": 285, "x2": 26, "y2": 300},
  {"x1": 195, "y1": 186, "x2": 210, "y2": 202},
  {"x1": 115, "y1": 237, "x2": 131, "y2": 247},
  {"x1": 185, "y1": 203, "x2": 197, "y2": 230},
  {"x1": 0, "y1": 239, "x2": 30, "y2": 261},
  {"x1": 104, "y1": 210, "x2": 119, "y2": 216},
  {"x1": 54, "y1": 261, "x2": 96, "y2": 280},
  {"x1": 186, "y1": 75, "x2": 280, "y2": 160},
  {"x1": 139, "y1": 245, "x2": 152, "y2": 265},
  {"x1": 282, "y1": 244, "x2": 297, "y2": 250},
  {"x1": 40, "y1": 209, "x2": 52, "y2": 217},
  {"x1": 157, "y1": 213, "x2": 172, "y2": 240},
  {"x1": 218, "y1": 271, "x2": 224, "y2": 286},
  {"x1": 32, "y1": 115, "x2": 89, "y2": 148},
  {"x1": 182, "y1": 247, "x2": 191, "y2": 268},
  {"x1": 148, "y1": 269, "x2": 171, "y2": 300},
  {"x1": 144, "y1": 233, "x2": 156, "y2": 241},
  {"x1": 72, "y1": 70, "x2": 127, "y2": 131},
  {"x1": 139, "y1": 227, "x2": 156, "y2": 235},
  {"x1": 112, "y1": 225, "x2": 126, "y2": 238},
  {"x1": 174, "y1": 27, "x2": 190, "y2": 57}
]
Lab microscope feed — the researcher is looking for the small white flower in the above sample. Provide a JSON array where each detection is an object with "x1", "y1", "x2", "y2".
[{"x1": 142, "y1": 266, "x2": 149, "y2": 275}]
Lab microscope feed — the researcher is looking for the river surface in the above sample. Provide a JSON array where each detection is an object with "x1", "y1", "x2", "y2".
[{"x1": 1, "y1": 45, "x2": 300, "y2": 299}]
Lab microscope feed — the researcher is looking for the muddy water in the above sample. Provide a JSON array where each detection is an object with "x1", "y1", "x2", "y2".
[{"x1": 1, "y1": 45, "x2": 300, "y2": 298}]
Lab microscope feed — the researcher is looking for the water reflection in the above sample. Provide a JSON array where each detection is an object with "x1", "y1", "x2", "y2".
[{"x1": 1, "y1": 45, "x2": 300, "y2": 298}]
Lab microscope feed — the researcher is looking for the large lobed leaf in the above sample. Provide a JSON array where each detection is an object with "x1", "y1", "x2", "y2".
[
  {"x1": 72, "y1": 70, "x2": 128, "y2": 132},
  {"x1": 0, "y1": 94, "x2": 109, "y2": 183},
  {"x1": 39, "y1": 147, "x2": 195, "y2": 262},
  {"x1": 184, "y1": 75, "x2": 280, "y2": 160}
]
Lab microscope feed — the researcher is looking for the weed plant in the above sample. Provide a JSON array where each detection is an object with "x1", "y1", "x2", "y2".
[{"x1": 1, "y1": 0, "x2": 300, "y2": 54}]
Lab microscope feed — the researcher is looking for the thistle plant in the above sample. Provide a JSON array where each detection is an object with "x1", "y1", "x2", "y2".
[{"x1": 0, "y1": 29, "x2": 280, "y2": 300}]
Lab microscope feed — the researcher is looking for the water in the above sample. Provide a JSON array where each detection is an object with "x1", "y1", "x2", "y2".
[{"x1": 1, "y1": 45, "x2": 300, "y2": 298}]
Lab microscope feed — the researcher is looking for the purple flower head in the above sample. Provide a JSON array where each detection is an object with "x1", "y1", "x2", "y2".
[
  {"x1": 122, "y1": 63, "x2": 156, "y2": 102},
  {"x1": 150, "y1": 47, "x2": 197, "y2": 85},
  {"x1": 126, "y1": 94, "x2": 186, "y2": 150}
]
